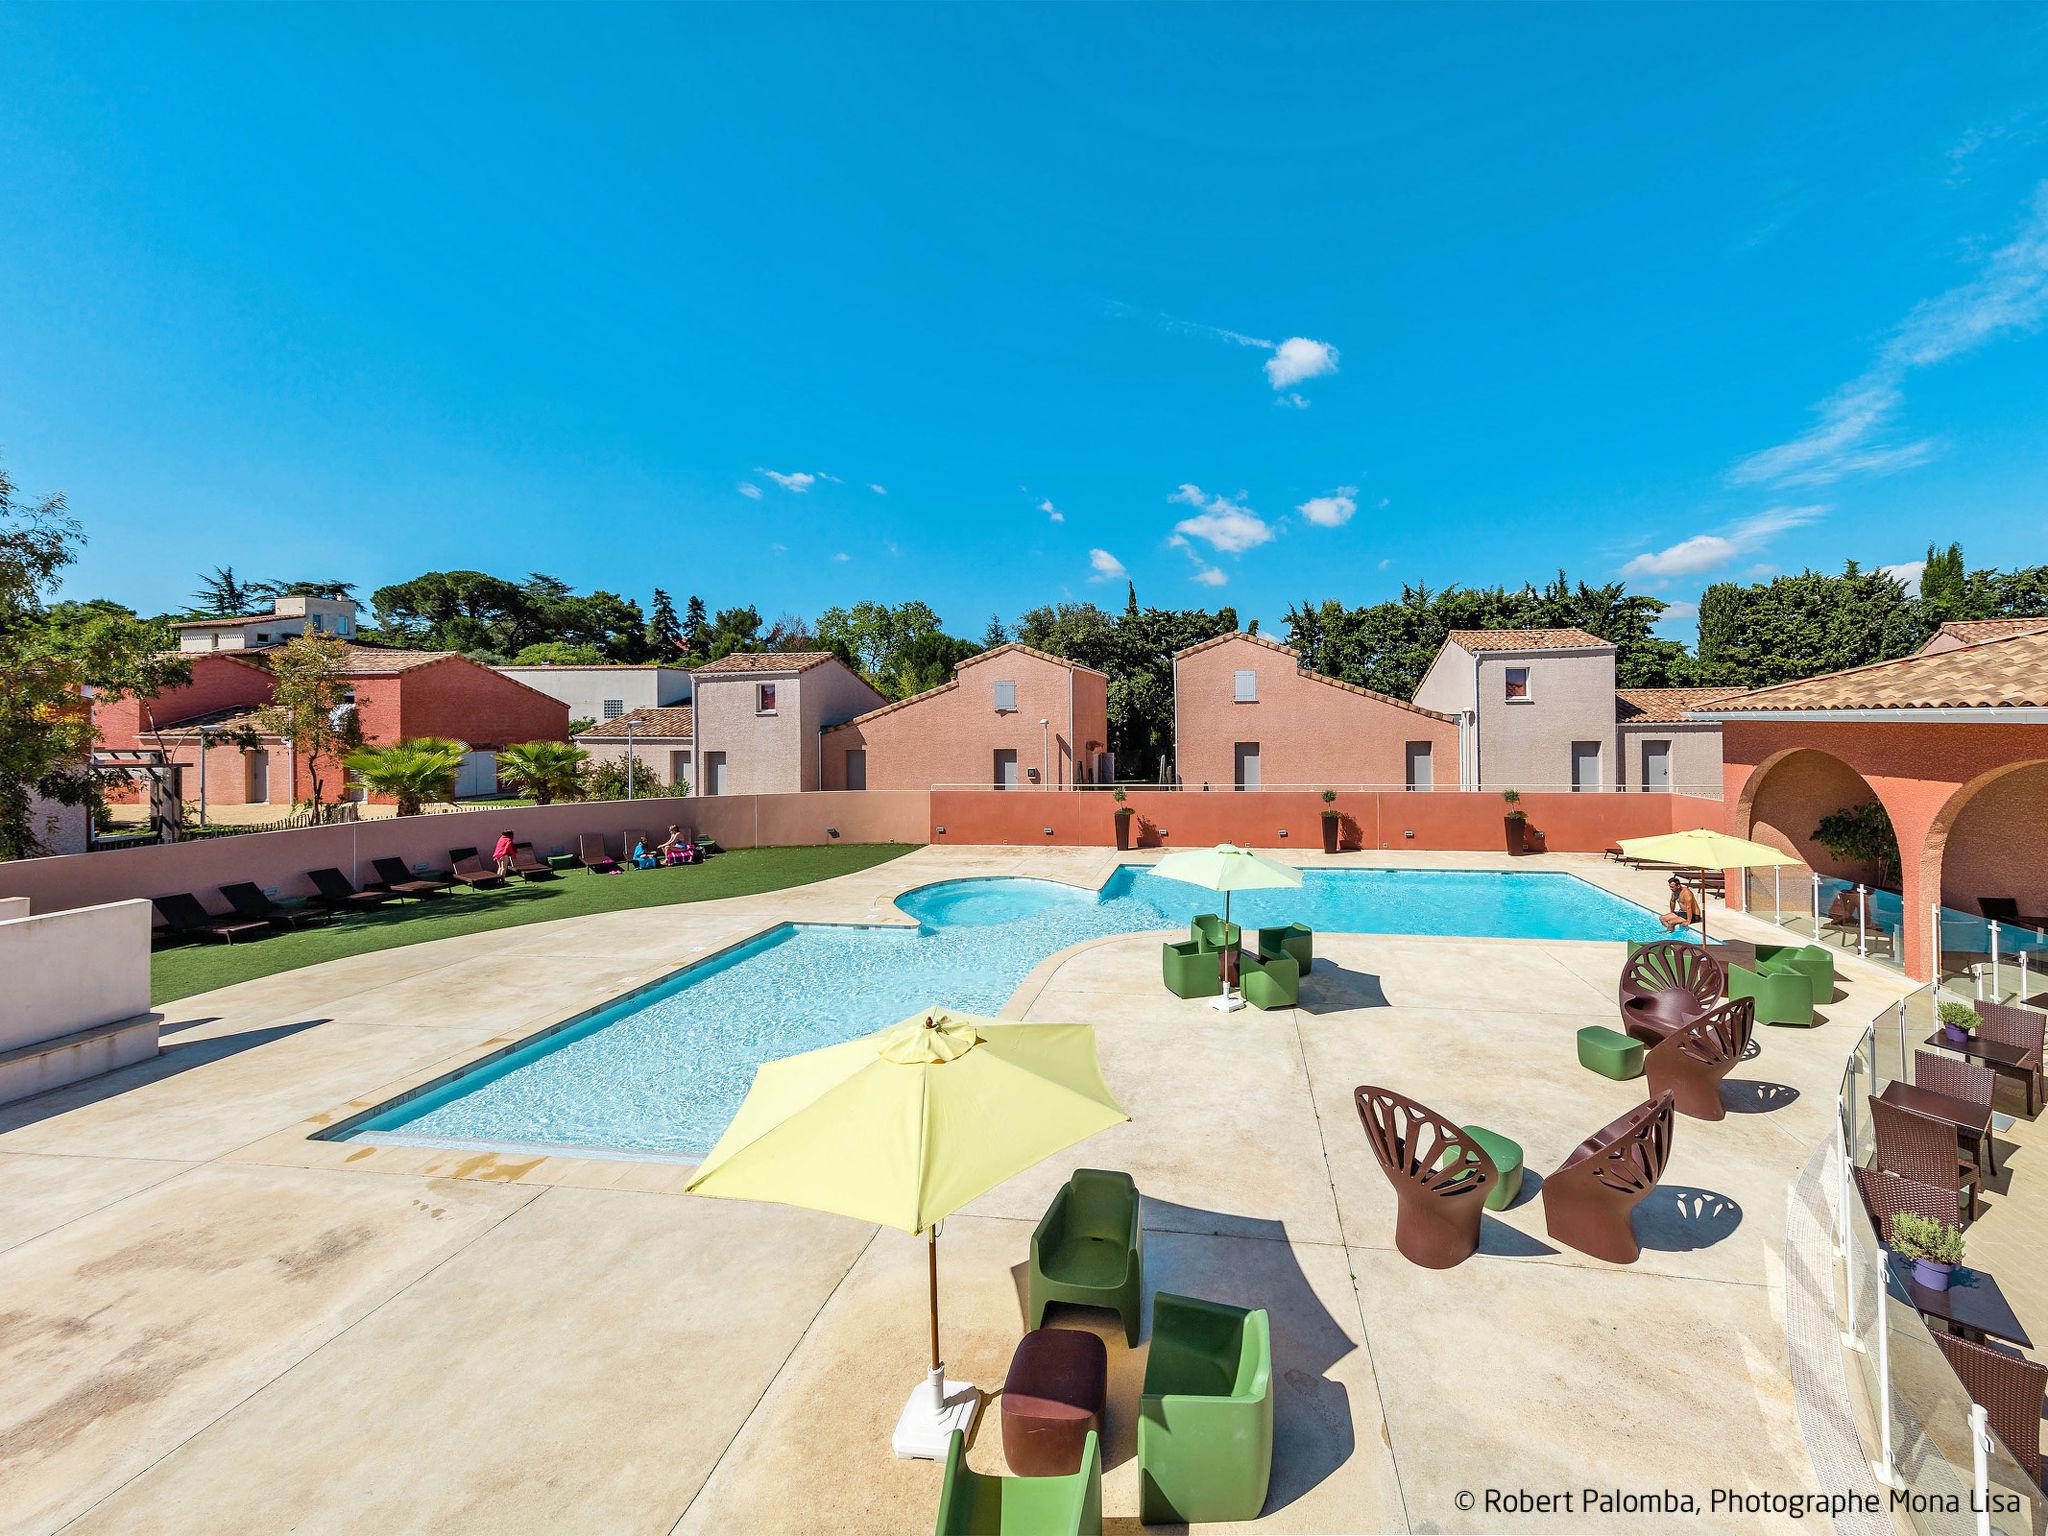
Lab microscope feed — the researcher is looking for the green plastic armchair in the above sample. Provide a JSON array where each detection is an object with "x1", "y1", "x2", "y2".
[
  {"x1": 1756, "y1": 942, "x2": 1834, "y2": 999},
  {"x1": 935, "y1": 1428, "x2": 1102, "y2": 1535},
  {"x1": 1257, "y1": 922, "x2": 1313, "y2": 975},
  {"x1": 1161, "y1": 939, "x2": 1222, "y2": 999},
  {"x1": 1239, "y1": 950, "x2": 1300, "y2": 1010},
  {"x1": 1138, "y1": 1292, "x2": 1274, "y2": 1525},
  {"x1": 1728, "y1": 961, "x2": 1814, "y2": 1027},
  {"x1": 1190, "y1": 913, "x2": 1241, "y2": 953},
  {"x1": 1029, "y1": 1169, "x2": 1144, "y2": 1345}
]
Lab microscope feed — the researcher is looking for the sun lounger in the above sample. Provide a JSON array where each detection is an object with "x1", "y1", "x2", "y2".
[
  {"x1": 368, "y1": 856, "x2": 452, "y2": 898},
  {"x1": 509, "y1": 842, "x2": 556, "y2": 879},
  {"x1": 219, "y1": 881, "x2": 329, "y2": 931},
  {"x1": 306, "y1": 867, "x2": 400, "y2": 912},
  {"x1": 446, "y1": 848, "x2": 507, "y2": 889},
  {"x1": 151, "y1": 892, "x2": 275, "y2": 945},
  {"x1": 578, "y1": 834, "x2": 620, "y2": 873}
]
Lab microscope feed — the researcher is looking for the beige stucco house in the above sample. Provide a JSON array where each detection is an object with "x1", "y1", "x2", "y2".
[
  {"x1": 688, "y1": 653, "x2": 884, "y2": 796},
  {"x1": 1614, "y1": 687, "x2": 1742, "y2": 794},
  {"x1": 172, "y1": 595, "x2": 360, "y2": 652},
  {"x1": 1916, "y1": 618, "x2": 2048, "y2": 656},
  {"x1": 497, "y1": 664, "x2": 693, "y2": 726},
  {"x1": 574, "y1": 705, "x2": 694, "y2": 790},
  {"x1": 1413, "y1": 628, "x2": 1621, "y2": 792}
]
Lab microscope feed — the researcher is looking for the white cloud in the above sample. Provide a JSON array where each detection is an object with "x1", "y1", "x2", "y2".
[
  {"x1": 1191, "y1": 564, "x2": 1228, "y2": 587},
  {"x1": 1039, "y1": 498, "x2": 1064, "y2": 523},
  {"x1": 1657, "y1": 600, "x2": 1700, "y2": 622},
  {"x1": 832, "y1": 551, "x2": 850, "y2": 563},
  {"x1": 1276, "y1": 392, "x2": 1311, "y2": 410},
  {"x1": 757, "y1": 469, "x2": 817, "y2": 493},
  {"x1": 770, "y1": 541, "x2": 787, "y2": 554},
  {"x1": 1733, "y1": 180, "x2": 2048, "y2": 489},
  {"x1": 1744, "y1": 562, "x2": 1778, "y2": 579},
  {"x1": 1297, "y1": 486, "x2": 1358, "y2": 527},
  {"x1": 1620, "y1": 505, "x2": 1826, "y2": 579},
  {"x1": 738, "y1": 482, "x2": 764, "y2": 500},
  {"x1": 1264, "y1": 337, "x2": 1339, "y2": 390},
  {"x1": 1087, "y1": 548, "x2": 1126, "y2": 582},
  {"x1": 1168, "y1": 484, "x2": 1275, "y2": 553},
  {"x1": 1882, "y1": 559, "x2": 1927, "y2": 595},
  {"x1": 815, "y1": 473, "x2": 844, "y2": 485},
  {"x1": 1376, "y1": 557, "x2": 1391, "y2": 571},
  {"x1": 869, "y1": 483, "x2": 887, "y2": 496}
]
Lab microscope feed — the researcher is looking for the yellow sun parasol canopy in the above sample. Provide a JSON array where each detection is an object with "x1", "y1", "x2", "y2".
[
  {"x1": 1153, "y1": 842, "x2": 1304, "y2": 894},
  {"x1": 684, "y1": 1009, "x2": 1128, "y2": 1234},
  {"x1": 1617, "y1": 829, "x2": 1800, "y2": 870}
]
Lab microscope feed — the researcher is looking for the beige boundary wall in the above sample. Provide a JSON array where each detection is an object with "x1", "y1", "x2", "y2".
[
  {"x1": 0, "y1": 898, "x2": 159, "y2": 1106},
  {"x1": 0, "y1": 792, "x2": 931, "y2": 917}
]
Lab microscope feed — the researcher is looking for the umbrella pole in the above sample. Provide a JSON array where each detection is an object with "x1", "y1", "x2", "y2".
[{"x1": 927, "y1": 1226, "x2": 942, "y2": 1392}]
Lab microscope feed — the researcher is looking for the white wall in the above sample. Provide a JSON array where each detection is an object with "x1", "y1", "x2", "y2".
[
  {"x1": 496, "y1": 667, "x2": 692, "y2": 722},
  {"x1": 0, "y1": 899, "x2": 153, "y2": 1051}
]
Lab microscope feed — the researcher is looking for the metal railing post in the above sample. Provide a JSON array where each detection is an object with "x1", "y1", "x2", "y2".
[
  {"x1": 1813, "y1": 874, "x2": 1823, "y2": 939},
  {"x1": 1898, "y1": 999, "x2": 1910, "y2": 1085},
  {"x1": 1875, "y1": 1275, "x2": 1897, "y2": 1485},
  {"x1": 1774, "y1": 866, "x2": 1782, "y2": 927},
  {"x1": 1933, "y1": 901, "x2": 1944, "y2": 988},
  {"x1": 1857, "y1": 883, "x2": 1870, "y2": 957},
  {"x1": 1970, "y1": 1401, "x2": 1992, "y2": 1536},
  {"x1": 1988, "y1": 920, "x2": 2001, "y2": 1003}
]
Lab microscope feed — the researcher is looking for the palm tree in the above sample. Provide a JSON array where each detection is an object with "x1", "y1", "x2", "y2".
[
  {"x1": 342, "y1": 737, "x2": 468, "y2": 816},
  {"x1": 495, "y1": 739, "x2": 588, "y2": 805}
]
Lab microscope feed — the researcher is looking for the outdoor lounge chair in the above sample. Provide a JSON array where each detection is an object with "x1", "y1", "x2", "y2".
[
  {"x1": 1137, "y1": 1292, "x2": 1273, "y2": 1525},
  {"x1": 445, "y1": 849, "x2": 507, "y2": 889},
  {"x1": 1190, "y1": 913, "x2": 1241, "y2": 953},
  {"x1": 1353, "y1": 1085, "x2": 1497, "y2": 1268},
  {"x1": 1932, "y1": 1332, "x2": 2046, "y2": 1490},
  {"x1": 219, "y1": 881, "x2": 329, "y2": 931},
  {"x1": 935, "y1": 1427, "x2": 1102, "y2": 1536},
  {"x1": 306, "y1": 867, "x2": 399, "y2": 913},
  {"x1": 369, "y1": 856, "x2": 452, "y2": 898},
  {"x1": 1161, "y1": 939, "x2": 1222, "y2": 999},
  {"x1": 509, "y1": 842, "x2": 556, "y2": 879},
  {"x1": 1820, "y1": 889, "x2": 1872, "y2": 949},
  {"x1": 1644, "y1": 996, "x2": 1753, "y2": 1120},
  {"x1": 1974, "y1": 999, "x2": 2044, "y2": 1117},
  {"x1": 1256, "y1": 922, "x2": 1312, "y2": 975},
  {"x1": 1618, "y1": 941, "x2": 1726, "y2": 1046},
  {"x1": 1753, "y1": 942, "x2": 1835, "y2": 999},
  {"x1": 1978, "y1": 897, "x2": 2022, "y2": 923},
  {"x1": 150, "y1": 892, "x2": 274, "y2": 946},
  {"x1": 1541, "y1": 1092, "x2": 1676, "y2": 1264},
  {"x1": 1871, "y1": 1095, "x2": 1980, "y2": 1223},
  {"x1": 1913, "y1": 1049, "x2": 1998, "y2": 1175},
  {"x1": 1854, "y1": 1165, "x2": 1964, "y2": 1247},
  {"x1": 1238, "y1": 950, "x2": 1299, "y2": 1009},
  {"x1": 1727, "y1": 959, "x2": 1813, "y2": 1027},
  {"x1": 1028, "y1": 1169, "x2": 1143, "y2": 1346},
  {"x1": 578, "y1": 833, "x2": 620, "y2": 874}
]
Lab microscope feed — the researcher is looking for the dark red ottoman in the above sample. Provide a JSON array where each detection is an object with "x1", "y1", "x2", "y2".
[{"x1": 1002, "y1": 1327, "x2": 1108, "y2": 1476}]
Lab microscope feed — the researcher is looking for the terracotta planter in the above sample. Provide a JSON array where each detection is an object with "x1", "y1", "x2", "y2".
[
  {"x1": 1911, "y1": 1257, "x2": 1954, "y2": 1292},
  {"x1": 1504, "y1": 815, "x2": 1526, "y2": 856},
  {"x1": 1321, "y1": 816, "x2": 1340, "y2": 855},
  {"x1": 1114, "y1": 812, "x2": 1133, "y2": 851}
]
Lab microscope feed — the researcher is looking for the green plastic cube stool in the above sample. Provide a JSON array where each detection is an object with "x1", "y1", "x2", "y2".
[
  {"x1": 1576, "y1": 1024, "x2": 1644, "y2": 1080},
  {"x1": 1459, "y1": 1124, "x2": 1524, "y2": 1210}
]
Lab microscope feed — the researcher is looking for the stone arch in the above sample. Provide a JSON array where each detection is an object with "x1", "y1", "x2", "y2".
[
  {"x1": 1920, "y1": 759, "x2": 2048, "y2": 930},
  {"x1": 1734, "y1": 746, "x2": 1896, "y2": 884}
]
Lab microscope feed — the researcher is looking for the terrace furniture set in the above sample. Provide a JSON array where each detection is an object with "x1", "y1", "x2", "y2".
[
  {"x1": 938, "y1": 1169, "x2": 1273, "y2": 1533},
  {"x1": 1160, "y1": 916, "x2": 1310, "y2": 1009}
]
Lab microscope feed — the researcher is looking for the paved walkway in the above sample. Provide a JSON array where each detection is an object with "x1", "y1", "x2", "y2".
[{"x1": 0, "y1": 847, "x2": 1913, "y2": 1534}]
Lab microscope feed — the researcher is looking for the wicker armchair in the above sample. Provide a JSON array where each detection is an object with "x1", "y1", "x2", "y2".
[
  {"x1": 1645, "y1": 997, "x2": 1754, "y2": 1120},
  {"x1": 1541, "y1": 1093, "x2": 1676, "y2": 1264},
  {"x1": 1914, "y1": 1049, "x2": 1998, "y2": 1176},
  {"x1": 1870, "y1": 1096, "x2": 1980, "y2": 1223},
  {"x1": 1353, "y1": 1086, "x2": 1497, "y2": 1269},
  {"x1": 1975, "y1": 1000, "x2": 2044, "y2": 1116},
  {"x1": 1854, "y1": 1166, "x2": 1963, "y2": 1245},
  {"x1": 1618, "y1": 942, "x2": 1726, "y2": 1046},
  {"x1": 1931, "y1": 1330, "x2": 2044, "y2": 1490}
]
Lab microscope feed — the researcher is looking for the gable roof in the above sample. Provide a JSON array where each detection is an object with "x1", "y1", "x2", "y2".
[
  {"x1": 823, "y1": 643, "x2": 1105, "y2": 732},
  {"x1": 1704, "y1": 629, "x2": 2048, "y2": 714},
  {"x1": 334, "y1": 645, "x2": 460, "y2": 675},
  {"x1": 575, "y1": 705, "x2": 694, "y2": 740},
  {"x1": 1172, "y1": 631, "x2": 1456, "y2": 722},
  {"x1": 1921, "y1": 618, "x2": 2048, "y2": 652},
  {"x1": 169, "y1": 613, "x2": 277, "y2": 629},
  {"x1": 694, "y1": 651, "x2": 841, "y2": 676},
  {"x1": 1444, "y1": 627, "x2": 1613, "y2": 652},
  {"x1": 957, "y1": 641, "x2": 1108, "y2": 678},
  {"x1": 1615, "y1": 687, "x2": 1747, "y2": 723}
]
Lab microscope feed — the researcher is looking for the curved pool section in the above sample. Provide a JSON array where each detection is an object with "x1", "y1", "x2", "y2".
[{"x1": 341, "y1": 866, "x2": 1680, "y2": 1161}]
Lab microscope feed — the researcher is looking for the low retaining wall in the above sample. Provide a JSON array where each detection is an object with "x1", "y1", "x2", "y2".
[
  {"x1": 929, "y1": 789, "x2": 1724, "y2": 852},
  {"x1": 0, "y1": 899, "x2": 153, "y2": 1049},
  {"x1": 0, "y1": 792, "x2": 930, "y2": 916}
]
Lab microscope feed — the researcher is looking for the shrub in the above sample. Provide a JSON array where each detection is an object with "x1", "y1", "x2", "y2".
[
  {"x1": 1938, "y1": 1001, "x2": 1981, "y2": 1034},
  {"x1": 1890, "y1": 1211, "x2": 1966, "y2": 1266},
  {"x1": 1811, "y1": 800, "x2": 1901, "y2": 885},
  {"x1": 1502, "y1": 788, "x2": 1524, "y2": 819}
]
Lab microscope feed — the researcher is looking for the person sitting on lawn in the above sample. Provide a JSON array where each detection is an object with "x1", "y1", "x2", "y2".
[
  {"x1": 492, "y1": 830, "x2": 517, "y2": 877},
  {"x1": 1658, "y1": 875, "x2": 1701, "y2": 933},
  {"x1": 631, "y1": 836, "x2": 659, "y2": 870}
]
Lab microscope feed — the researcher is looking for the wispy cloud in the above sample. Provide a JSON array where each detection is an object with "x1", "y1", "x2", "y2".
[
  {"x1": 1167, "y1": 484, "x2": 1275, "y2": 553},
  {"x1": 832, "y1": 551, "x2": 850, "y2": 563},
  {"x1": 1732, "y1": 181, "x2": 2048, "y2": 489},
  {"x1": 1190, "y1": 564, "x2": 1228, "y2": 587},
  {"x1": 757, "y1": 469, "x2": 817, "y2": 493},
  {"x1": 1265, "y1": 337, "x2": 1339, "y2": 394},
  {"x1": 1621, "y1": 505, "x2": 1827, "y2": 579},
  {"x1": 869, "y1": 483, "x2": 887, "y2": 496},
  {"x1": 1376, "y1": 557, "x2": 1391, "y2": 571},
  {"x1": 1038, "y1": 498, "x2": 1064, "y2": 524},
  {"x1": 738, "y1": 483, "x2": 764, "y2": 500},
  {"x1": 1296, "y1": 486, "x2": 1358, "y2": 528},
  {"x1": 1105, "y1": 302, "x2": 1340, "y2": 404},
  {"x1": 1087, "y1": 548, "x2": 1126, "y2": 583},
  {"x1": 1657, "y1": 600, "x2": 1700, "y2": 623}
]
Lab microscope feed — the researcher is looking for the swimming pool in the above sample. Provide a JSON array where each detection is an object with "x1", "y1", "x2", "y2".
[{"x1": 338, "y1": 866, "x2": 1681, "y2": 1161}]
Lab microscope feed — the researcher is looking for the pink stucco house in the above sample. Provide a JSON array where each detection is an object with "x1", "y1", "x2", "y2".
[
  {"x1": 1172, "y1": 632, "x2": 1459, "y2": 791},
  {"x1": 689, "y1": 652, "x2": 885, "y2": 796},
  {"x1": 819, "y1": 644, "x2": 1110, "y2": 791}
]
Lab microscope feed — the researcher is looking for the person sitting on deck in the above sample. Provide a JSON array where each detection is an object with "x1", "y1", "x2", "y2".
[
  {"x1": 1658, "y1": 875, "x2": 1701, "y2": 933},
  {"x1": 631, "y1": 836, "x2": 659, "y2": 870}
]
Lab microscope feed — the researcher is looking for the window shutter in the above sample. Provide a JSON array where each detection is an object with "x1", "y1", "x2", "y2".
[
  {"x1": 1233, "y1": 669, "x2": 1257, "y2": 702},
  {"x1": 994, "y1": 680, "x2": 1016, "y2": 712}
]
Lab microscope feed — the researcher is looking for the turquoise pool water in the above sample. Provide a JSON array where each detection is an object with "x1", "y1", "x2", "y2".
[{"x1": 344, "y1": 867, "x2": 1679, "y2": 1160}]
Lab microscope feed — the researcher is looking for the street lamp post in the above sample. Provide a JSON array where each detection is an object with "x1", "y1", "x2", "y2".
[
  {"x1": 197, "y1": 723, "x2": 214, "y2": 827},
  {"x1": 625, "y1": 720, "x2": 636, "y2": 801}
]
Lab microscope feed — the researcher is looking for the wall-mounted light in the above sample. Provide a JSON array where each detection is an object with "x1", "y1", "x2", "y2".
[
  {"x1": 1277, "y1": 829, "x2": 1288, "y2": 838},
  {"x1": 935, "y1": 825, "x2": 947, "y2": 835},
  {"x1": 825, "y1": 826, "x2": 839, "y2": 838},
  {"x1": 1403, "y1": 829, "x2": 1415, "y2": 839},
  {"x1": 1043, "y1": 827, "x2": 1054, "y2": 836}
]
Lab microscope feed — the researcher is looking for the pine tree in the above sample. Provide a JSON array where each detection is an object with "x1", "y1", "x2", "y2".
[
  {"x1": 981, "y1": 614, "x2": 1008, "y2": 649},
  {"x1": 680, "y1": 594, "x2": 709, "y2": 661},
  {"x1": 1125, "y1": 580, "x2": 1139, "y2": 619},
  {"x1": 646, "y1": 588, "x2": 683, "y2": 656},
  {"x1": 193, "y1": 565, "x2": 253, "y2": 617}
]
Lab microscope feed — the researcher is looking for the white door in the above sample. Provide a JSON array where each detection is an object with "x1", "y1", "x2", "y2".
[
  {"x1": 1641, "y1": 740, "x2": 1671, "y2": 793},
  {"x1": 1570, "y1": 741, "x2": 1601, "y2": 793},
  {"x1": 670, "y1": 751, "x2": 692, "y2": 791},
  {"x1": 1404, "y1": 741, "x2": 1432, "y2": 791},
  {"x1": 703, "y1": 751, "x2": 727, "y2": 796},
  {"x1": 1234, "y1": 743, "x2": 1261, "y2": 791},
  {"x1": 456, "y1": 751, "x2": 498, "y2": 798},
  {"x1": 993, "y1": 750, "x2": 1018, "y2": 790},
  {"x1": 845, "y1": 749, "x2": 867, "y2": 790},
  {"x1": 246, "y1": 750, "x2": 269, "y2": 802}
]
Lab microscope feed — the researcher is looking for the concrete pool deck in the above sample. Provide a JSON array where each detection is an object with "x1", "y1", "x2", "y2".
[{"x1": 0, "y1": 846, "x2": 1917, "y2": 1534}]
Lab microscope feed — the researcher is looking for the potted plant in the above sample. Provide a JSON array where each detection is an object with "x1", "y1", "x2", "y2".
[
  {"x1": 1112, "y1": 787, "x2": 1135, "y2": 851},
  {"x1": 1320, "y1": 789, "x2": 1340, "y2": 854},
  {"x1": 1890, "y1": 1210, "x2": 1967, "y2": 1292},
  {"x1": 1502, "y1": 789, "x2": 1526, "y2": 856},
  {"x1": 1939, "y1": 1000, "x2": 1980, "y2": 1046}
]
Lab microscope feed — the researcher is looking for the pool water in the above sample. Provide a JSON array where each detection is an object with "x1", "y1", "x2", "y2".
[{"x1": 345, "y1": 867, "x2": 1679, "y2": 1160}]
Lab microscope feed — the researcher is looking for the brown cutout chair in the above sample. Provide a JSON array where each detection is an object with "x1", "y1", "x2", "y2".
[
  {"x1": 1854, "y1": 1165, "x2": 1963, "y2": 1246},
  {"x1": 1618, "y1": 942, "x2": 1726, "y2": 1046},
  {"x1": 1645, "y1": 996, "x2": 1754, "y2": 1121},
  {"x1": 1870, "y1": 1095, "x2": 1980, "y2": 1223},
  {"x1": 1975, "y1": 1000, "x2": 2044, "y2": 1116},
  {"x1": 1541, "y1": 1092, "x2": 1676, "y2": 1264},
  {"x1": 1913, "y1": 1049, "x2": 1998, "y2": 1176},
  {"x1": 1931, "y1": 1330, "x2": 2045, "y2": 1490},
  {"x1": 1353, "y1": 1086, "x2": 1497, "y2": 1269}
]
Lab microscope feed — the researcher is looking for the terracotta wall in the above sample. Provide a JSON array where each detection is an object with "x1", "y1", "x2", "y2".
[
  {"x1": 92, "y1": 655, "x2": 272, "y2": 746},
  {"x1": 1939, "y1": 763, "x2": 2048, "y2": 915},
  {"x1": 929, "y1": 788, "x2": 1719, "y2": 852},
  {"x1": 0, "y1": 792, "x2": 929, "y2": 916},
  {"x1": 393, "y1": 657, "x2": 571, "y2": 751}
]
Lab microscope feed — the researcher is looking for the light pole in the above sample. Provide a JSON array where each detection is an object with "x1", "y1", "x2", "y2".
[
  {"x1": 625, "y1": 719, "x2": 636, "y2": 801},
  {"x1": 196, "y1": 723, "x2": 214, "y2": 826},
  {"x1": 1040, "y1": 719, "x2": 1050, "y2": 789}
]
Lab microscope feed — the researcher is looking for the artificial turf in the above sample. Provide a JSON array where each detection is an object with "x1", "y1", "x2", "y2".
[{"x1": 148, "y1": 842, "x2": 915, "y2": 1005}]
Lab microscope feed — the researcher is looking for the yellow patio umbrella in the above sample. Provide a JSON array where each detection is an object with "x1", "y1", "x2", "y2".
[
  {"x1": 1617, "y1": 827, "x2": 1799, "y2": 941},
  {"x1": 684, "y1": 1007, "x2": 1128, "y2": 1459},
  {"x1": 1152, "y1": 843, "x2": 1303, "y2": 1011}
]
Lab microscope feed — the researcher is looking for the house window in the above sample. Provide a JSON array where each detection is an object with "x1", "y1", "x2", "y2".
[
  {"x1": 993, "y1": 679, "x2": 1017, "y2": 713},
  {"x1": 1504, "y1": 667, "x2": 1531, "y2": 701},
  {"x1": 309, "y1": 615, "x2": 324, "y2": 632},
  {"x1": 255, "y1": 632, "x2": 270, "y2": 643},
  {"x1": 1233, "y1": 669, "x2": 1257, "y2": 702},
  {"x1": 336, "y1": 616, "x2": 351, "y2": 635},
  {"x1": 602, "y1": 699, "x2": 625, "y2": 720},
  {"x1": 756, "y1": 683, "x2": 778, "y2": 715}
]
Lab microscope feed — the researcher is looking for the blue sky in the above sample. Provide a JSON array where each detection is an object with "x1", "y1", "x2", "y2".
[{"x1": 4, "y1": 4, "x2": 2047, "y2": 643}]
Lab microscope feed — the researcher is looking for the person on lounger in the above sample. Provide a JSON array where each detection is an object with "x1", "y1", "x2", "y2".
[
  {"x1": 656, "y1": 825, "x2": 684, "y2": 865},
  {"x1": 492, "y1": 830, "x2": 516, "y2": 877},
  {"x1": 1658, "y1": 875, "x2": 1701, "y2": 933}
]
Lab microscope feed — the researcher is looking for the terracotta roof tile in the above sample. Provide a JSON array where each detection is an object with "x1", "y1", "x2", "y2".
[
  {"x1": 1924, "y1": 618, "x2": 2048, "y2": 650},
  {"x1": 957, "y1": 641, "x2": 1108, "y2": 677},
  {"x1": 576, "y1": 705, "x2": 694, "y2": 739},
  {"x1": 1708, "y1": 629, "x2": 2048, "y2": 712},
  {"x1": 1172, "y1": 630, "x2": 1297, "y2": 661},
  {"x1": 1615, "y1": 687, "x2": 1747, "y2": 723},
  {"x1": 169, "y1": 614, "x2": 276, "y2": 629},
  {"x1": 694, "y1": 651, "x2": 840, "y2": 675},
  {"x1": 335, "y1": 646, "x2": 459, "y2": 675},
  {"x1": 1445, "y1": 627, "x2": 1613, "y2": 652}
]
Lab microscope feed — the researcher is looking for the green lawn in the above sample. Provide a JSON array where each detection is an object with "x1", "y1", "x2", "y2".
[{"x1": 150, "y1": 843, "x2": 914, "y2": 1005}]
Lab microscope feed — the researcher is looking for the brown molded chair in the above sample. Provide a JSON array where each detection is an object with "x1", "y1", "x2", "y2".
[
  {"x1": 1975, "y1": 1000, "x2": 2044, "y2": 1116},
  {"x1": 1870, "y1": 1095, "x2": 1980, "y2": 1224},
  {"x1": 1931, "y1": 1330, "x2": 2045, "y2": 1490},
  {"x1": 1853, "y1": 1165, "x2": 1963, "y2": 1247},
  {"x1": 1618, "y1": 941, "x2": 1726, "y2": 1046},
  {"x1": 1644, "y1": 996, "x2": 1754, "y2": 1121},
  {"x1": 1913, "y1": 1049, "x2": 1998, "y2": 1176},
  {"x1": 1352, "y1": 1086, "x2": 1497, "y2": 1269},
  {"x1": 1541, "y1": 1092, "x2": 1676, "y2": 1264}
]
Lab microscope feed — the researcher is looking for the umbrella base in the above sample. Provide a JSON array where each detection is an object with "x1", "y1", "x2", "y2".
[
  {"x1": 891, "y1": 1369, "x2": 981, "y2": 1460},
  {"x1": 1210, "y1": 991, "x2": 1246, "y2": 1013}
]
